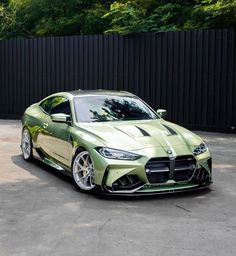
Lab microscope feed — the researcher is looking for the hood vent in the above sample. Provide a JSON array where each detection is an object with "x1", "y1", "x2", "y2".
[
  {"x1": 162, "y1": 124, "x2": 177, "y2": 135},
  {"x1": 135, "y1": 126, "x2": 150, "y2": 136}
]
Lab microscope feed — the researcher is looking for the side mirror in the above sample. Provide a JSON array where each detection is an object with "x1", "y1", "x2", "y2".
[
  {"x1": 51, "y1": 113, "x2": 71, "y2": 124},
  {"x1": 157, "y1": 109, "x2": 167, "y2": 118}
]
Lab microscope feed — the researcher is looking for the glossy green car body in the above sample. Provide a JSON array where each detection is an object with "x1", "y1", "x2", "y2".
[{"x1": 21, "y1": 90, "x2": 212, "y2": 195}]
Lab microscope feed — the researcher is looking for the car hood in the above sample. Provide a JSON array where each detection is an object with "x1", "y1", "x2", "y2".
[{"x1": 77, "y1": 119, "x2": 203, "y2": 153}]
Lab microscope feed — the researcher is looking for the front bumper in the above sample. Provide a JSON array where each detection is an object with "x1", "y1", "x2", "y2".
[{"x1": 91, "y1": 148, "x2": 212, "y2": 195}]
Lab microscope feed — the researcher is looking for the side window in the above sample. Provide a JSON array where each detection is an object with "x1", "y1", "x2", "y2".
[
  {"x1": 40, "y1": 97, "x2": 54, "y2": 114},
  {"x1": 50, "y1": 97, "x2": 71, "y2": 115}
]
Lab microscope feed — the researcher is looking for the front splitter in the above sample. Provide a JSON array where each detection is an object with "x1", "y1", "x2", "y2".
[{"x1": 94, "y1": 183, "x2": 212, "y2": 197}]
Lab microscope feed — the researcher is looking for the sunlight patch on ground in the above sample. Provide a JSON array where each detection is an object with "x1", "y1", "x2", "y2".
[
  {"x1": 213, "y1": 163, "x2": 235, "y2": 169},
  {"x1": 0, "y1": 176, "x2": 40, "y2": 185}
]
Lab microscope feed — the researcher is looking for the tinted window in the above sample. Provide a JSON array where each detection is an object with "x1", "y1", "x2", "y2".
[
  {"x1": 40, "y1": 96, "x2": 71, "y2": 115},
  {"x1": 50, "y1": 97, "x2": 71, "y2": 115},
  {"x1": 40, "y1": 97, "x2": 53, "y2": 114},
  {"x1": 74, "y1": 95, "x2": 158, "y2": 122}
]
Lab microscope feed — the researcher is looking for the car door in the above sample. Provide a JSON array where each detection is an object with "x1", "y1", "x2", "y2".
[
  {"x1": 37, "y1": 97, "x2": 54, "y2": 155},
  {"x1": 38, "y1": 96, "x2": 72, "y2": 167}
]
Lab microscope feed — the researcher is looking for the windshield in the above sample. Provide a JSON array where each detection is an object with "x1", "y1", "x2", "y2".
[{"x1": 73, "y1": 95, "x2": 158, "y2": 123}]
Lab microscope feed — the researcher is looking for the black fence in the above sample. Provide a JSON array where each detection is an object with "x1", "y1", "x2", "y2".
[{"x1": 0, "y1": 29, "x2": 235, "y2": 132}]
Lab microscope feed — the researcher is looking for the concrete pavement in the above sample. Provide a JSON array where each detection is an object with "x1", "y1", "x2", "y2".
[{"x1": 0, "y1": 120, "x2": 236, "y2": 256}]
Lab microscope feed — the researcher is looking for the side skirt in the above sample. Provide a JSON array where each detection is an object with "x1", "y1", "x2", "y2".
[{"x1": 33, "y1": 148, "x2": 72, "y2": 177}]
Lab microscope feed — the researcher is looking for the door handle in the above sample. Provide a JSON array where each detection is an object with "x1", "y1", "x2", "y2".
[{"x1": 43, "y1": 122, "x2": 48, "y2": 129}]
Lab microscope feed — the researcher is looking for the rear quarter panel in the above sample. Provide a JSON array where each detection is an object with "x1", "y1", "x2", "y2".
[{"x1": 22, "y1": 103, "x2": 44, "y2": 147}]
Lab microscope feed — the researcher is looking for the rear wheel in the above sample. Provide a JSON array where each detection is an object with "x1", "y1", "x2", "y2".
[
  {"x1": 21, "y1": 128, "x2": 33, "y2": 161},
  {"x1": 72, "y1": 150, "x2": 95, "y2": 192}
]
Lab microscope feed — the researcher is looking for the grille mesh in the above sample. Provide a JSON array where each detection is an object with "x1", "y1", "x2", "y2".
[{"x1": 145, "y1": 155, "x2": 196, "y2": 184}]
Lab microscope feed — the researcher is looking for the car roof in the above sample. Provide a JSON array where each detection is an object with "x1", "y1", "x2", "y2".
[
  {"x1": 40, "y1": 89, "x2": 136, "y2": 103},
  {"x1": 69, "y1": 89, "x2": 135, "y2": 97}
]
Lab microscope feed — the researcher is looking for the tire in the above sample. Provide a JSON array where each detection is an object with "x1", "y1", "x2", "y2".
[
  {"x1": 21, "y1": 127, "x2": 33, "y2": 161},
  {"x1": 72, "y1": 149, "x2": 95, "y2": 192}
]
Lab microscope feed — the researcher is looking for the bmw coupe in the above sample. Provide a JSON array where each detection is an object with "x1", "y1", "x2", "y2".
[{"x1": 21, "y1": 90, "x2": 212, "y2": 195}]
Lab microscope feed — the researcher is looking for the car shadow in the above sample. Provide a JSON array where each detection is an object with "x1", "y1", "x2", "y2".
[{"x1": 11, "y1": 154, "x2": 74, "y2": 186}]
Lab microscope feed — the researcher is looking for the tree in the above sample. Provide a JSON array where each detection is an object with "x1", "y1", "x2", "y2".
[
  {"x1": 0, "y1": 0, "x2": 111, "y2": 38},
  {"x1": 0, "y1": 0, "x2": 235, "y2": 39}
]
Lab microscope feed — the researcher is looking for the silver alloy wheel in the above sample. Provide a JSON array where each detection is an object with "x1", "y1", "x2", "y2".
[
  {"x1": 72, "y1": 151, "x2": 95, "y2": 191},
  {"x1": 21, "y1": 128, "x2": 32, "y2": 160}
]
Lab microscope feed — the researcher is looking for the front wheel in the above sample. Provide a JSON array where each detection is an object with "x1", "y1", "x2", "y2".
[
  {"x1": 72, "y1": 150, "x2": 95, "y2": 192},
  {"x1": 21, "y1": 128, "x2": 33, "y2": 161}
]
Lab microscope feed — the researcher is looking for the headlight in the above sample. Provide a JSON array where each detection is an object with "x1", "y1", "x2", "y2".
[
  {"x1": 96, "y1": 147, "x2": 141, "y2": 160},
  {"x1": 193, "y1": 141, "x2": 208, "y2": 155}
]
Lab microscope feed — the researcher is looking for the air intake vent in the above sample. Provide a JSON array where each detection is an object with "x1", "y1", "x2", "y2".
[
  {"x1": 162, "y1": 124, "x2": 177, "y2": 135},
  {"x1": 193, "y1": 168, "x2": 210, "y2": 183},
  {"x1": 112, "y1": 175, "x2": 143, "y2": 191},
  {"x1": 135, "y1": 126, "x2": 150, "y2": 136}
]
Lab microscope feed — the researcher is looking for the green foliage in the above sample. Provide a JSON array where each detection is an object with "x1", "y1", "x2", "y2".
[
  {"x1": 0, "y1": 0, "x2": 111, "y2": 38},
  {"x1": 103, "y1": 1, "x2": 146, "y2": 34},
  {"x1": 0, "y1": 1, "x2": 18, "y2": 38},
  {"x1": 0, "y1": 0, "x2": 235, "y2": 38},
  {"x1": 194, "y1": 0, "x2": 236, "y2": 29},
  {"x1": 139, "y1": 2, "x2": 193, "y2": 32},
  {"x1": 81, "y1": 3, "x2": 110, "y2": 35},
  {"x1": 104, "y1": 0, "x2": 236, "y2": 34}
]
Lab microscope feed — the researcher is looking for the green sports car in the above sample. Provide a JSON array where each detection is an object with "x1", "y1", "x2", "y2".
[{"x1": 21, "y1": 90, "x2": 212, "y2": 195}]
